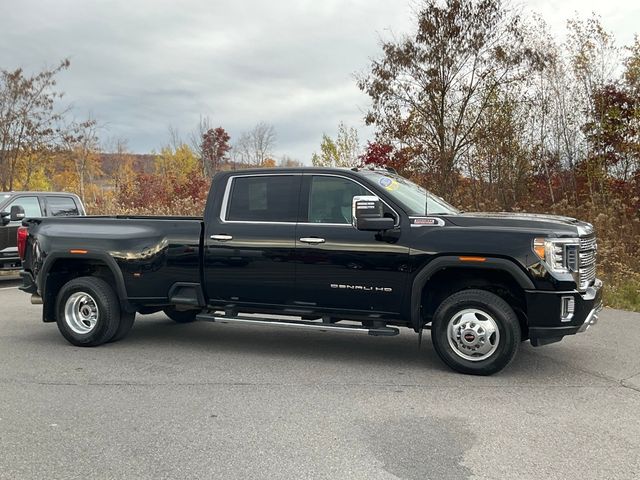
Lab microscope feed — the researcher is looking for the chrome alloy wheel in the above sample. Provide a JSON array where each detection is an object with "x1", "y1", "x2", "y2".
[
  {"x1": 64, "y1": 292, "x2": 99, "y2": 334},
  {"x1": 446, "y1": 308, "x2": 500, "y2": 362}
]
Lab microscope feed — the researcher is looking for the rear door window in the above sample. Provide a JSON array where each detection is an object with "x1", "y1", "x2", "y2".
[
  {"x1": 46, "y1": 196, "x2": 79, "y2": 216},
  {"x1": 226, "y1": 175, "x2": 300, "y2": 222}
]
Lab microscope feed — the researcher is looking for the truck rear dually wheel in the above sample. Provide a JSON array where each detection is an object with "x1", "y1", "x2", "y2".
[
  {"x1": 431, "y1": 289, "x2": 520, "y2": 375},
  {"x1": 55, "y1": 277, "x2": 122, "y2": 347},
  {"x1": 108, "y1": 311, "x2": 135, "y2": 343}
]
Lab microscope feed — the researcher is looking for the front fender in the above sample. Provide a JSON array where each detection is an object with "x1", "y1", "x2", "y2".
[{"x1": 409, "y1": 256, "x2": 535, "y2": 331}]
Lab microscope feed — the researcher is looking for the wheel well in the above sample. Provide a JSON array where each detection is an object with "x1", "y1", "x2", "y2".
[
  {"x1": 43, "y1": 259, "x2": 119, "y2": 322},
  {"x1": 421, "y1": 267, "x2": 529, "y2": 338}
]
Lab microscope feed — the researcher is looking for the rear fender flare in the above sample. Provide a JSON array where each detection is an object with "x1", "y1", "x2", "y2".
[
  {"x1": 409, "y1": 256, "x2": 534, "y2": 331},
  {"x1": 40, "y1": 251, "x2": 133, "y2": 316}
]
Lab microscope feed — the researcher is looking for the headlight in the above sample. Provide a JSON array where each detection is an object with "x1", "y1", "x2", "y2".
[{"x1": 533, "y1": 237, "x2": 580, "y2": 274}]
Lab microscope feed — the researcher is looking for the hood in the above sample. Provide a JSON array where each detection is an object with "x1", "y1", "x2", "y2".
[{"x1": 446, "y1": 212, "x2": 594, "y2": 236}]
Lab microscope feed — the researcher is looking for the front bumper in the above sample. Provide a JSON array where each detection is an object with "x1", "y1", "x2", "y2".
[{"x1": 526, "y1": 279, "x2": 603, "y2": 347}]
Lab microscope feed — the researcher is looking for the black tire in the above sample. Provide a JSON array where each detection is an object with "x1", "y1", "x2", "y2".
[
  {"x1": 164, "y1": 307, "x2": 198, "y2": 324},
  {"x1": 431, "y1": 289, "x2": 521, "y2": 376},
  {"x1": 55, "y1": 277, "x2": 122, "y2": 347},
  {"x1": 137, "y1": 306, "x2": 162, "y2": 315},
  {"x1": 108, "y1": 311, "x2": 136, "y2": 343}
]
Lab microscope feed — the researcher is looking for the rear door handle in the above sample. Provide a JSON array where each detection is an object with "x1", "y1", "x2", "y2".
[
  {"x1": 299, "y1": 237, "x2": 325, "y2": 244},
  {"x1": 210, "y1": 234, "x2": 233, "y2": 241}
]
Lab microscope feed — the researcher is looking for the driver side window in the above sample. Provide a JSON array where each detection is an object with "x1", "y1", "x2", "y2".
[
  {"x1": 6, "y1": 196, "x2": 42, "y2": 220},
  {"x1": 308, "y1": 176, "x2": 368, "y2": 224}
]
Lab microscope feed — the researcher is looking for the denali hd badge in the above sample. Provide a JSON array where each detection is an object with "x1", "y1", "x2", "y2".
[{"x1": 330, "y1": 284, "x2": 392, "y2": 293}]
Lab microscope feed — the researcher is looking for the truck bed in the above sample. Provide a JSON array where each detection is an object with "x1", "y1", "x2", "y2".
[{"x1": 24, "y1": 216, "x2": 204, "y2": 302}]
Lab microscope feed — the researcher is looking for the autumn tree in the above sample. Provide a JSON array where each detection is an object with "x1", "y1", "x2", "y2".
[
  {"x1": 579, "y1": 37, "x2": 640, "y2": 184},
  {"x1": 189, "y1": 115, "x2": 212, "y2": 167},
  {"x1": 622, "y1": 36, "x2": 640, "y2": 179},
  {"x1": 0, "y1": 59, "x2": 69, "y2": 190},
  {"x1": 108, "y1": 138, "x2": 136, "y2": 191},
  {"x1": 521, "y1": 16, "x2": 570, "y2": 204},
  {"x1": 60, "y1": 118, "x2": 102, "y2": 203},
  {"x1": 14, "y1": 150, "x2": 53, "y2": 191},
  {"x1": 360, "y1": 142, "x2": 393, "y2": 167},
  {"x1": 462, "y1": 90, "x2": 531, "y2": 210},
  {"x1": 359, "y1": 141, "x2": 411, "y2": 173},
  {"x1": 566, "y1": 15, "x2": 620, "y2": 202},
  {"x1": 233, "y1": 122, "x2": 276, "y2": 166},
  {"x1": 567, "y1": 15, "x2": 620, "y2": 121},
  {"x1": 154, "y1": 143, "x2": 199, "y2": 181},
  {"x1": 278, "y1": 155, "x2": 303, "y2": 167},
  {"x1": 626, "y1": 36, "x2": 640, "y2": 97},
  {"x1": 311, "y1": 122, "x2": 360, "y2": 167},
  {"x1": 201, "y1": 127, "x2": 231, "y2": 177},
  {"x1": 582, "y1": 84, "x2": 634, "y2": 179},
  {"x1": 358, "y1": 0, "x2": 539, "y2": 197}
]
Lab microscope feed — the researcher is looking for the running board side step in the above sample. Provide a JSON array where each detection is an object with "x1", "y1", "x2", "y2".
[{"x1": 195, "y1": 313, "x2": 399, "y2": 336}]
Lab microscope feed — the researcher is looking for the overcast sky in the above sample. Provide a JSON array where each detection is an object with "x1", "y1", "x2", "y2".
[{"x1": 1, "y1": 0, "x2": 639, "y2": 163}]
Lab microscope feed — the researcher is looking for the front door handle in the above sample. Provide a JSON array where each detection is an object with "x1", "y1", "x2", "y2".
[
  {"x1": 299, "y1": 237, "x2": 325, "y2": 244},
  {"x1": 210, "y1": 234, "x2": 233, "y2": 241}
]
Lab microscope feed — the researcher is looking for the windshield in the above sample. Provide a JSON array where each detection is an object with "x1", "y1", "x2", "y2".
[
  {"x1": 359, "y1": 172, "x2": 459, "y2": 216},
  {"x1": 0, "y1": 193, "x2": 11, "y2": 209}
]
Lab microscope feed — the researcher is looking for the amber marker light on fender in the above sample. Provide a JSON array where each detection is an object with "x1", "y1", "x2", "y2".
[{"x1": 459, "y1": 256, "x2": 486, "y2": 262}]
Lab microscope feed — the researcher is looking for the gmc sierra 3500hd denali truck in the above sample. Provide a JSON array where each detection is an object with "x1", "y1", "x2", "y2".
[{"x1": 17, "y1": 167, "x2": 602, "y2": 375}]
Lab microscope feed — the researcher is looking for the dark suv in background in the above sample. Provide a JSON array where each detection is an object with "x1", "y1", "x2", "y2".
[{"x1": 0, "y1": 192, "x2": 85, "y2": 270}]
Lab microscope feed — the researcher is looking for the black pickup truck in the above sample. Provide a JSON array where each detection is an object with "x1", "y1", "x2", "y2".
[{"x1": 17, "y1": 167, "x2": 602, "y2": 375}]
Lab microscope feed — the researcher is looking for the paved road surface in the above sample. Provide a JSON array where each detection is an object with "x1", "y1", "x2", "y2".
[{"x1": 1, "y1": 276, "x2": 639, "y2": 479}]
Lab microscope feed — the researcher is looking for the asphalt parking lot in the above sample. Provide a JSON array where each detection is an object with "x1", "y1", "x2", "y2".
[{"x1": 1, "y1": 275, "x2": 639, "y2": 480}]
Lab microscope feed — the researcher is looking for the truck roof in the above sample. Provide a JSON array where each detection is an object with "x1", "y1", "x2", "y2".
[
  {"x1": 215, "y1": 166, "x2": 395, "y2": 176},
  {"x1": 0, "y1": 191, "x2": 81, "y2": 197}
]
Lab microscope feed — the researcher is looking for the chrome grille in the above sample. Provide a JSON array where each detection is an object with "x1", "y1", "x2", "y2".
[
  {"x1": 580, "y1": 236, "x2": 596, "y2": 251},
  {"x1": 578, "y1": 234, "x2": 597, "y2": 289}
]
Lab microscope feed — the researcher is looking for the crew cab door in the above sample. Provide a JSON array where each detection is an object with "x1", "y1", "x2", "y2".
[
  {"x1": 203, "y1": 173, "x2": 301, "y2": 308},
  {"x1": 294, "y1": 174, "x2": 409, "y2": 316}
]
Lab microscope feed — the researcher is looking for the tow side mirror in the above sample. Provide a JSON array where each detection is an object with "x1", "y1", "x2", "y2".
[
  {"x1": 352, "y1": 195, "x2": 395, "y2": 231},
  {"x1": 0, "y1": 211, "x2": 9, "y2": 226},
  {"x1": 10, "y1": 205, "x2": 25, "y2": 222}
]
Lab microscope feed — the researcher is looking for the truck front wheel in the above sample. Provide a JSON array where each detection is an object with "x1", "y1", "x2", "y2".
[
  {"x1": 430, "y1": 289, "x2": 521, "y2": 375},
  {"x1": 55, "y1": 277, "x2": 122, "y2": 347}
]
